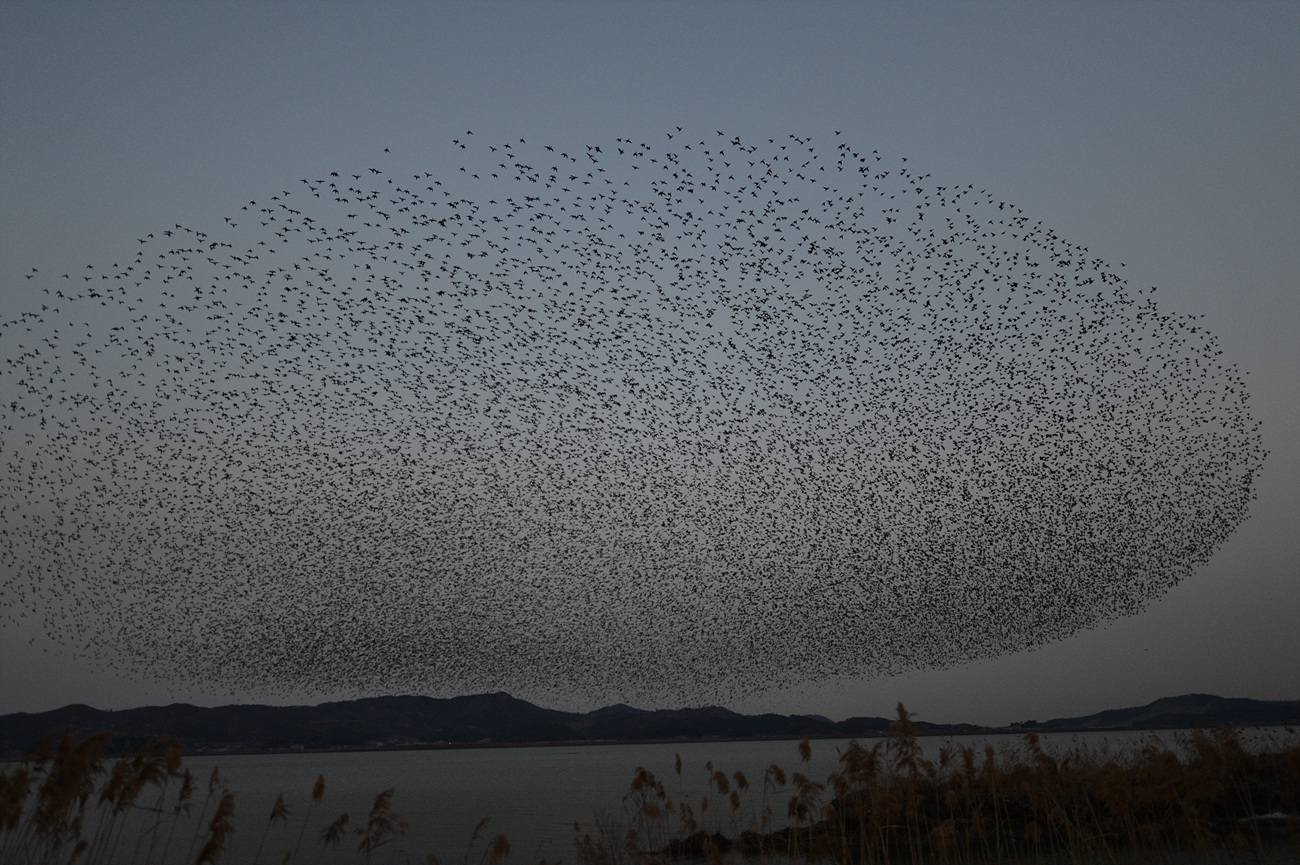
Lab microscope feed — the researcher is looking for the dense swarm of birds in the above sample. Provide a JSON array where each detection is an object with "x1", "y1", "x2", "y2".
[{"x1": 1, "y1": 131, "x2": 1265, "y2": 704}]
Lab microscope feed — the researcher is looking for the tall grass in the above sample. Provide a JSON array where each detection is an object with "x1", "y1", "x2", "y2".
[
  {"x1": 577, "y1": 706, "x2": 1300, "y2": 865},
  {"x1": 0, "y1": 726, "x2": 481, "y2": 865},
  {"x1": 2, "y1": 710, "x2": 1296, "y2": 865}
]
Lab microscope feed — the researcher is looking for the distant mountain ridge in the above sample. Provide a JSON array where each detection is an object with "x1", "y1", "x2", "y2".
[
  {"x1": 1026, "y1": 694, "x2": 1300, "y2": 731},
  {"x1": 0, "y1": 693, "x2": 902, "y2": 757},
  {"x1": 0, "y1": 693, "x2": 1295, "y2": 758}
]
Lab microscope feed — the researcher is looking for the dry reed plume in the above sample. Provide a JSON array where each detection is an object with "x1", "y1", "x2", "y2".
[
  {"x1": 0, "y1": 727, "x2": 424, "y2": 865},
  {"x1": 576, "y1": 705, "x2": 1300, "y2": 865},
  {"x1": 4, "y1": 711, "x2": 1297, "y2": 865}
]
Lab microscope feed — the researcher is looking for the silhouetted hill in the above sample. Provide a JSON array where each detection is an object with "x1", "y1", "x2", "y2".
[
  {"x1": 0, "y1": 693, "x2": 895, "y2": 756},
  {"x1": 1029, "y1": 694, "x2": 1300, "y2": 730},
  {"x1": 1, "y1": 692, "x2": 1294, "y2": 758}
]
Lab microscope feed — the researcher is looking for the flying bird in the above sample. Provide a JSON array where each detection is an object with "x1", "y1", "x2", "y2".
[{"x1": 0, "y1": 131, "x2": 1265, "y2": 706}]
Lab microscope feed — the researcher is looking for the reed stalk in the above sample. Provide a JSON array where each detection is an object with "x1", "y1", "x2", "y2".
[{"x1": 2, "y1": 716, "x2": 1296, "y2": 865}]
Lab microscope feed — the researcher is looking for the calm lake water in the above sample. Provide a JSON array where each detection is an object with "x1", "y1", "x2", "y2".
[{"x1": 158, "y1": 728, "x2": 1292, "y2": 865}]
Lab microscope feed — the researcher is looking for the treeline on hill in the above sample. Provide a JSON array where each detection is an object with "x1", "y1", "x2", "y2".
[
  {"x1": 5, "y1": 693, "x2": 1298, "y2": 758},
  {"x1": 0, "y1": 706, "x2": 1297, "y2": 865}
]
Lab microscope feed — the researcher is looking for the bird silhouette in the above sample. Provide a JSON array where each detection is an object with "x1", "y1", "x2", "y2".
[{"x1": 0, "y1": 131, "x2": 1265, "y2": 706}]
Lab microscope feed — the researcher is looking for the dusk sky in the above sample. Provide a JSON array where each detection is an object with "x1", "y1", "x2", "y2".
[{"x1": 1, "y1": 3, "x2": 1296, "y2": 728}]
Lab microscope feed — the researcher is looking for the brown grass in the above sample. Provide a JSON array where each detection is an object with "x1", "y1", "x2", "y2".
[
  {"x1": 0, "y1": 727, "x2": 419, "y2": 865},
  {"x1": 2, "y1": 709, "x2": 1296, "y2": 865},
  {"x1": 577, "y1": 705, "x2": 1300, "y2": 865}
]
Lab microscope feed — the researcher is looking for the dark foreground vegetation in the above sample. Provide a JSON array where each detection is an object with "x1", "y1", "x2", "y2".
[
  {"x1": 576, "y1": 707, "x2": 1299, "y2": 865},
  {"x1": 1, "y1": 706, "x2": 1296, "y2": 865}
]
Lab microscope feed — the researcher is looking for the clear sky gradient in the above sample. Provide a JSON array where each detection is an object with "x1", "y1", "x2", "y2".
[{"x1": 1, "y1": 2, "x2": 1296, "y2": 727}]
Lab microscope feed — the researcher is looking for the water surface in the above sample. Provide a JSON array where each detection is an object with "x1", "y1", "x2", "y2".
[{"x1": 174, "y1": 729, "x2": 1239, "y2": 864}]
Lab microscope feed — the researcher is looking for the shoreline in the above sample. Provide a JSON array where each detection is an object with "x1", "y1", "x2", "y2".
[{"x1": 44, "y1": 722, "x2": 1293, "y2": 761}]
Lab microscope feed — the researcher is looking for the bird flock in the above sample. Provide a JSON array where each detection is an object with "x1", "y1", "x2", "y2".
[{"x1": 1, "y1": 131, "x2": 1265, "y2": 705}]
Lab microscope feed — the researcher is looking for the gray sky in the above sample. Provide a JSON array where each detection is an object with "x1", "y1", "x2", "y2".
[{"x1": 0, "y1": 2, "x2": 1296, "y2": 727}]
